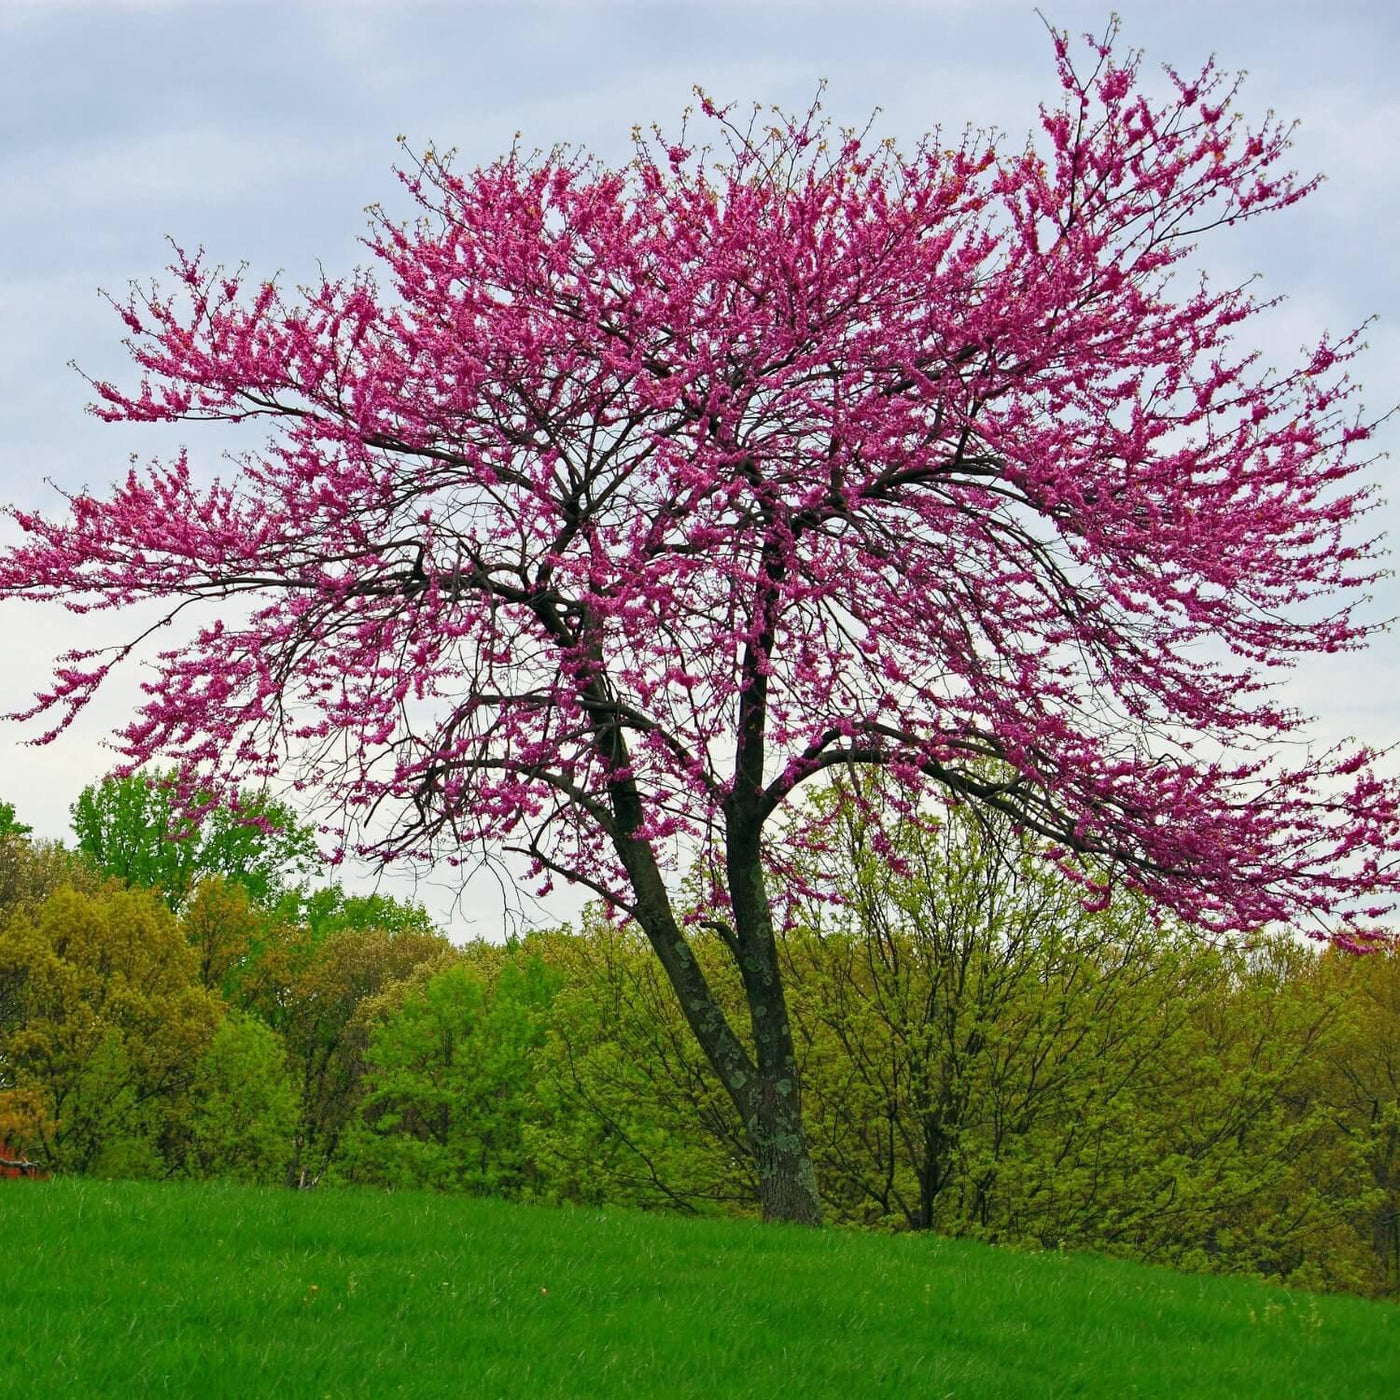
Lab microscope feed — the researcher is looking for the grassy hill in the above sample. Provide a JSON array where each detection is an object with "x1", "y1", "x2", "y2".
[{"x1": 1, "y1": 1178, "x2": 1395, "y2": 1397}]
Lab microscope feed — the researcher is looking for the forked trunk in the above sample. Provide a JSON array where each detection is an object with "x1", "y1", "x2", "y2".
[
  {"x1": 595, "y1": 650, "x2": 823, "y2": 1226},
  {"x1": 610, "y1": 817, "x2": 824, "y2": 1225}
]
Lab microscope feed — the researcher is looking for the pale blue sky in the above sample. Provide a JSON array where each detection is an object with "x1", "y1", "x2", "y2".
[{"x1": 2, "y1": 0, "x2": 1397, "y2": 935}]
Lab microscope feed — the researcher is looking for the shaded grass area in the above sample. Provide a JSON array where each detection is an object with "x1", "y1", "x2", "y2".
[{"x1": 1, "y1": 1178, "x2": 1395, "y2": 1397}]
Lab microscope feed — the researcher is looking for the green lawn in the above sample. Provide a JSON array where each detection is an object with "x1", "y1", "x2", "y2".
[{"x1": 1, "y1": 1178, "x2": 1395, "y2": 1397}]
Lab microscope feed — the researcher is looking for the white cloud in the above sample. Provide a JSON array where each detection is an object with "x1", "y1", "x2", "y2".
[{"x1": 0, "y1": 130, "x2": 342, "y2": 218}]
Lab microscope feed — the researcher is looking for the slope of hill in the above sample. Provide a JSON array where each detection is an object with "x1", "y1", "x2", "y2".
[{"x1": 2, "y1": 1178, "x2": 1394, "y2": 1397}]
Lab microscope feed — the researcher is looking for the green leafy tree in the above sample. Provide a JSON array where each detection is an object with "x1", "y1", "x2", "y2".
[
  {"x1": 968, "y1": 936, "x2": 1372, "y2": 1290},
  {"x1": 509, "y1": 791, "x2": 1386, "y2": 1294},
  {"x1": 1, "y1": 838, "x2": 105, "y2": 1165},
  {"x1": 71, "y1": 769, "x2": 318, "y2": 912},
  {"x1": 184, "y1": 1012, "x2": 299, "y2": 1183},
  {"x1": 253, "y1": 923, "x2": 456, "y2": 1186},
  {"x1": 0, "y1": 884, "x2": 220, "y2": 1175},
  {"x1": 780, "y1": 792, "x2": 1223, "y2": 1232},
  {"x1": 218, "y1": 884, "x2": 439, "y2": 1018},
  {"x1": 280, "y1": 884, "x2": 438, "y2": 941},
  {"x1": 1309, "y1": 944, "x2": 1400, "y2": 1296},
  {"x1": 524, "y1": 923, "x2": 755, "y2": 1214},
  {"x1": 0, "y1": 836, "x2": 102, "y2": 929},
  {"x1": 339, "y1": 955, "x2": 560, "y2": 1195},
  {"x1": 0, "y1": 801, "x2": 32, "y2": 842},
  {"x1": 772, "y1": 788, "x2": 1378, "y2": 1292},
  {"x1": 0, "y1": 1085, "x2": 48, "y2": 1168},
  {"x1": 180, "y1": 876, "x2": 267, "y2": 994}
]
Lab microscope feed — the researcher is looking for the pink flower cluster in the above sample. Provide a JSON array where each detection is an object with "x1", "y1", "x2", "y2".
[{"x1": 3, "y1": 24, "x2": 1395, "y2": 947}]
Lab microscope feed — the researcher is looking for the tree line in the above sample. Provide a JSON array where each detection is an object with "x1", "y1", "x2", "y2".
[{"x1": 0, "y1": 778, "x2": 1396, "y2": 1301}]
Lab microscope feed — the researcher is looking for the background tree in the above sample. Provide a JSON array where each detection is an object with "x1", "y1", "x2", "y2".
[
  {"x1": 518, "y1": 811, "x2": 1386, "y2": 1291},
  {"x1": 182, "y1": 1011, "x2": 299, "y2": 1184},
  {"x1": 338, "y1": 954, "x2": 559, "y2": 1196},
  {"x1": 523, "y1": 922, "x2": 756, "y2": 1214},
  {"x1": 778, "y1": 794, "x2": 1378, "y2": 1286},
  {"x1": 0, "y1": 840, "x2": 105, "y2": 1163},
  {"x1": 0, "y1": 802, "x2": 31, "y2": 842},
  {"x1": 0, "y1": 836, "x2": 102, "y2": 930},
  {"x1": 777, "y1": 791, "x2": 1208, "y2": 1231},
  {"x1": 0, "y1": 885, "x2": 220, "y2": 1175},
  {"x1": 253, "y1": 923, "x2": 456, "y2": 1187},
  {"x1": 1311, "y1": 944, "x2": 1400, "y2": 1294},
  {"x1": 4, "y1": 23, "x2": 1398, "y2": 1222},
  {"x1": 282, "y1": 884, "x2": 438, "y2": 941},
  {"x1": 180, "y1": 876, "x2": 266, "y2": 994},
  {"x1": 71, "y1": 769, "x2": 318, "y2": 912},
  {"x1": 0, "y1": 771, "x2": 1392, "y2": 1296}
]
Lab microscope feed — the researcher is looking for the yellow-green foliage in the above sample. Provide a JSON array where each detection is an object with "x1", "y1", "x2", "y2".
[
  {"x1": 181, "y1": 876, "x2": 266, "y2": 994},
  {"x1": 0, "y1": 834, "x2": 102, "y2": 925},
  {"x1": 1308, "y1": 943, "x2": 1400, "y2": 1296},
  {"x1": 0, "y1": 884, "x2": 219, "y2": 1174},
  {"x1": 483, "y1": 801, "x2": 1399, "y2": 1297},
  {"x1": 521, "y1": 924, "x2": 753, "y2": 1214},
  {"x1": 184, "y1": 1012, "x2": 299, "y2": 1184},
  {"x1": 336, "y1": 953, "x2": 560, "y2": 1195},
  {"x1": 240, "y1": 919, "x2": 457, "y2": 1187},
  {"x1": 769, "y1": 803, "x2": 1382, "y2": 1293}
]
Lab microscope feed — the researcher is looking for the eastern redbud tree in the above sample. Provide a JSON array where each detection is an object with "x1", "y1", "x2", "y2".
[{"x1": 3, "y1": 25, "x2": 1396, "y2": 1223}]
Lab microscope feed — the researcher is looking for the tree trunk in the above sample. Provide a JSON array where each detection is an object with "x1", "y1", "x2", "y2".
[
  {"x1": 747, "y1": 1069, "x2": 823, "y2": 1225},
  {"x1": 731, "y1": 885, "x2": 823, "y2": 1225},
  {"x1": 917, "y1": 1119, "x2": 952, "y2": 1230},
  {"x1": 608, "y1": 814, "x2": 823, "y2": 1224},
  {"x1": 726, "y1": 822, "x2": 824, "y2": 1226},
  {"x1": 574, "y1": 604, "x2": 824, "y2": 1225}
]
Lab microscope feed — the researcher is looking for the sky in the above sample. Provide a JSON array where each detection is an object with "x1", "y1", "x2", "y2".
[{"x1": 1, "y1": 0, "x2": 1398, "y2": 939}]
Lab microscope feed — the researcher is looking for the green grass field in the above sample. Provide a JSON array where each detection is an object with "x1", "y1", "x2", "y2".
[{"x1": 1, "y1": 1178, "x2": 1395, "y2": 1398}]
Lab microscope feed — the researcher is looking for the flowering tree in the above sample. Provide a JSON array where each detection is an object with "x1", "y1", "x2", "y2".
[{"x1": 2, "y1": 23, "x2": 1396, "y2": 1223}]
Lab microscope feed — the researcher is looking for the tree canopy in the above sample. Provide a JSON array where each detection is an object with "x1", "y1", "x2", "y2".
[
  {"x1": 70, "y1": 769, "x2": 318, "y2": 911},
  {"x1": 2, "y1": 21, "x2": 1395, "y2": 1220},
  {"x1": 0, "y1": 803, "x2": 31, "y2": 843}
]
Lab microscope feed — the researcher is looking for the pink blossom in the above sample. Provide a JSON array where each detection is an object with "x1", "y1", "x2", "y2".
[{"x1": 0, "y1": 24, "x2": 1395, "y2": 957}]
